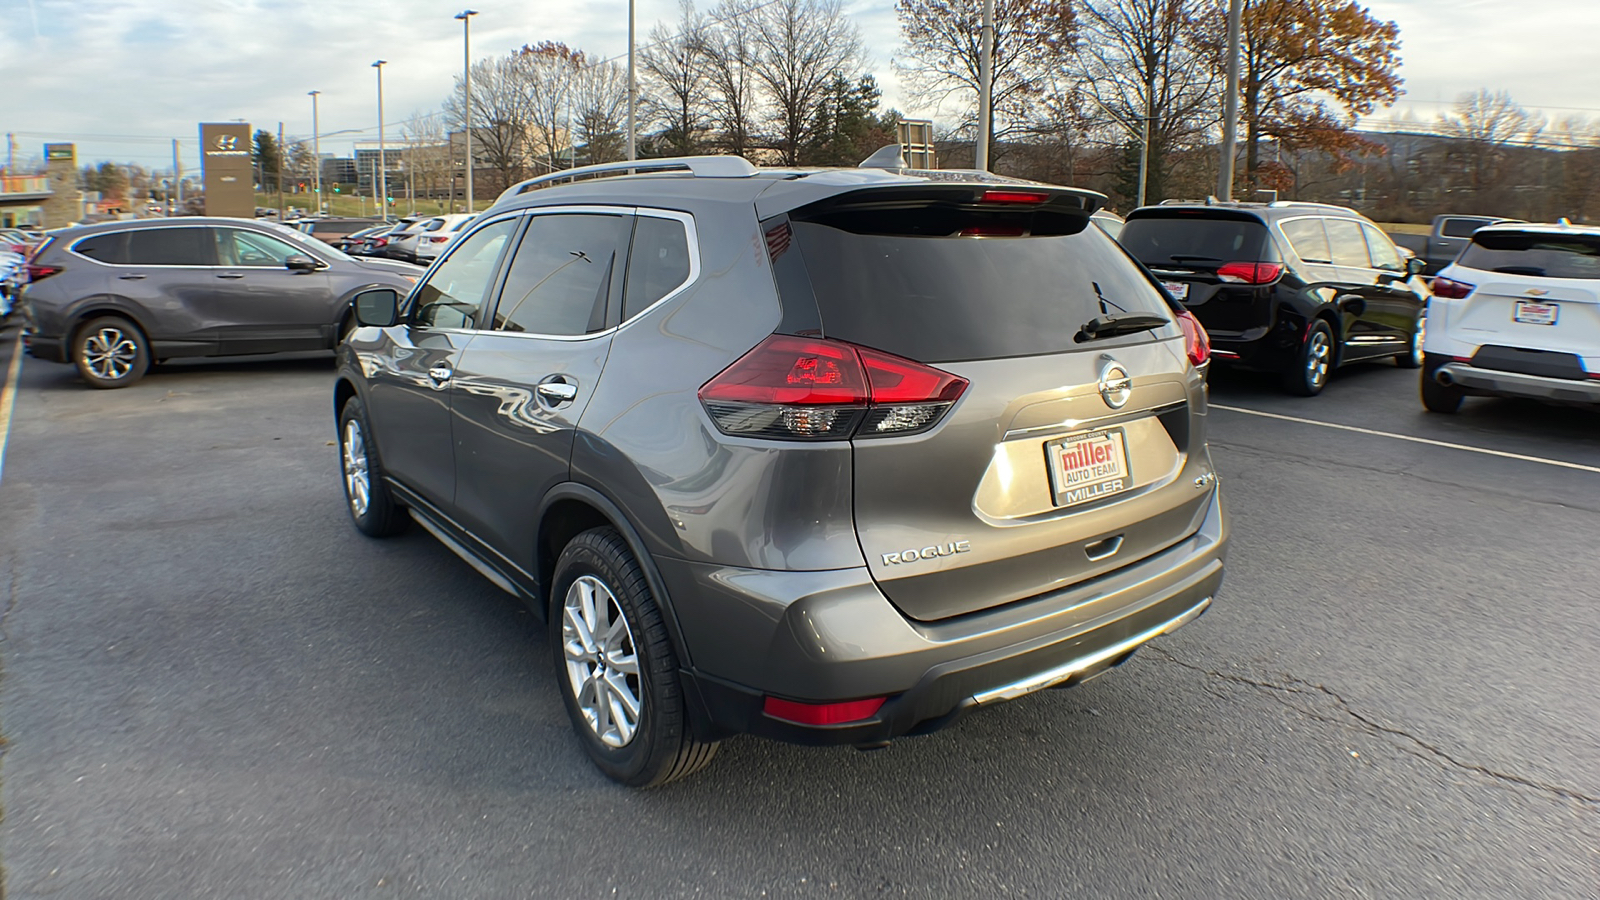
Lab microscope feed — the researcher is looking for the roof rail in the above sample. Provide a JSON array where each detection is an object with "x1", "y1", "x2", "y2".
[
  {"x1": 1268, "y1": 200, "x2": 1356, "y2": 214},
  {"x1": 494, "y1": 155, "x2": 759, "y2": 204}
]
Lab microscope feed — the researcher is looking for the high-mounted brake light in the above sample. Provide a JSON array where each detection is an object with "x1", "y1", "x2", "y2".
[
  {"x1": 1431, "y1": 277, "x2": 1474, "y2": 300},
  {"x1": 1216, "y1": 261, "x2": 1284, "y2": 284},
  {"x1": 763, "y1": 695, "x2": 887, "y2": 726},
  {"x1": 1175, "y1": 308, "x2": 1210, "y2": 368},
  {"x1": 979, "y1": 190, "x2": 1050, "y2": 205},
  {"x1": 699, "y1": 334, "x2": 968, "y2": 440}
]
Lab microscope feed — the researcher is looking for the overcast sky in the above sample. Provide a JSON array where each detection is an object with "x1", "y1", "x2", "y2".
[{"x1": 3, "y1": 0, "x2": 1598, "y2": 172}]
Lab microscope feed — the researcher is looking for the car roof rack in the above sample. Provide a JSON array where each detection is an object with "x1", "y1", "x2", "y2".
[
  {"x1": 1268, "y1": 200, "x2": 1358, "y2": 214},
  {"x1": 496, "y1": 155, "x2": 759, "y2": 203}
]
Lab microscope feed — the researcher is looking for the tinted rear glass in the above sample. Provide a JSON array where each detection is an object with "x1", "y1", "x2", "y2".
[
  {"x1": 782, "y1": 212, "x2": 1171, "y2": 363},
  {"x1": 1440, "y1": 218, "x2": 1493, "y2": 238},
  {"x1": 1119, "y1": 215, "x2": 1271, "y2": 267},
  {"x1": 73, "y1": 232, "x2": 129, "y2": 264},
  {"x1": 1457, "y1": 232, "x2": 1600, "y2": 279}
]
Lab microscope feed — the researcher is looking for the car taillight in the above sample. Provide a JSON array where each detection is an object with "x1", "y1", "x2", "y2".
[
  {"x1": 699, "y1": 334, "x2": 968, "y2": 440},
  {"x1": 762, "y1": 695, "x2": 886, "y2": 726},
  {"x1": 1431, "y1": 277, "x2": 1474, "y2": 299},
  {"x1": 1216, "y1": 261, "x2": 1284, "y2": 284},
  {"x1": 1175, "y1": 308, "x2": 1210, "y2": 367},
  {"x1": 429, "y1": 236, "x2": 450, "y2": 243},
  {"x1": 25, "y1": 264, "x2": 62, "y2": 282},
  {"x1": 372, "y1": 237, "x2": 388, "y2": 247}
]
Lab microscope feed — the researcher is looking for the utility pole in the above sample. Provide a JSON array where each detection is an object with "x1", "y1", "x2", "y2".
[
  {"x1": 627, "y1": 0, "x2": 638, "y2": 161},
  {"x1": 373, "y1": 60, "x2": 388, "y2": 221},
  {"x1": 5, "y1": 133, "x2": 13, "y2": 171},
  {"x1": 277, "y1": 121, "x2": 286, "y2": 220},
  {"x1": 1217, "y1": 0, "x2": 1243, "y2": 200},
  {"x1": 309, "y1": 90, "x2": 322, "y2": 214},
  {"x1": 456, "y1": 10, "x2": 477, "y2": 212},
  {"x1": 975, "y1": 0, "x2": 995, "y2": 171},
  {"x1": 1138, "y1": 116, "x2": 1152, "y2": 208},
  {"x1": 173, "y1": 140, "x2": 182, "y2": 214}
]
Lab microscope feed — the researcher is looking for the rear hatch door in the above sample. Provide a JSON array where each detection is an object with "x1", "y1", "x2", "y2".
[
  {"x1": 777, "y1": 189, "x2": 1211, "y2": 622},
  {"x1": 1450, "y1": 230, "x2": 1600, "y2": 360},
  {"x1": 1120, "y1": 209, "x2": 1278, "y2": 337}
]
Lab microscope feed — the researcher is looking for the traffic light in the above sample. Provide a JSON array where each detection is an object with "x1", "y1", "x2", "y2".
[{"x1": 333, "y1": 184, "x2": 340, "y2": 194}]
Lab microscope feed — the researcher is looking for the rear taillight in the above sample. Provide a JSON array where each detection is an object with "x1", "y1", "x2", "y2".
[
  {"x1": 25, "y1": 264, "x2": 62, "y2": 282},
  {"x1": 429, "y1": 236, "x2": 450, "y2": 243},
  {"x1": 1175, "y1": 308, "x2": 1210, "y2": 367},
  {"x1": 698, "y1": 334, "x2": 968, "y2": 440},
  {"x1": 1431, "y1": 277, "x2": 1474, "y2": 299},
  {"x1": 1216, "y1": 261, "x2": 1284, "y2": 284},
  {"x1": 762, "y1": 695, "x2": 886, "y2": 726},
  {"x1": 372, "y1": 237, "x2": 388, "y2": 247}
]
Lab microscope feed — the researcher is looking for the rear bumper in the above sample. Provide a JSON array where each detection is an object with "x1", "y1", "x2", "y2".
[
  {"x1": 1436, "y1": 362, "x2": 1600, "y2": 406},
  {"x1": 22, "y1": 329, "x2": 65, "y2": 363},
  {"x1": 665, "y1": 485, "x2": 1228, "y2": 746}
]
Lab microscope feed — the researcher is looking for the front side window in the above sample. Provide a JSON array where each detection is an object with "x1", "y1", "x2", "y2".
[
  {"x1": 411, "y1": 218, "x2": 517, "y2": 329},
  {"x1": 490, "y1": 213, "x2": 630, "y2": 336},
  {"x1": 1361, "y1": 223, "x2": 1405, "y2": 272},
  {"x1": 1323, "y1": 219, "x2": 1371, "y2": 269},
  {"x1": 216, "y1": 228, "x2": 307, "y2": 267},
  {"x1": 125, "y1": 228, "x2": 213, "y2": 266},
  {"x1": 1280, "y1": 218, "x2": 1332, "y2": 264},
  {"x1": 623, "y1": 215, "x2": 693, "y2": 320}
]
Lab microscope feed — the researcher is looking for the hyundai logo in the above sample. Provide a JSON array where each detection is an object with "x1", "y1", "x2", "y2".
[{"x1": 1098, "y1": 361, "x2": 1132, "y2": 409}]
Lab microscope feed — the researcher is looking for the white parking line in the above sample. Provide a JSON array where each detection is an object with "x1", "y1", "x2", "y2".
[
  {"x1": 0, "y1": 330, "x2": 22, "y2": 484},
  {"x1": 1211, "y1": 403, "x2": 1600, "y2": 476}
]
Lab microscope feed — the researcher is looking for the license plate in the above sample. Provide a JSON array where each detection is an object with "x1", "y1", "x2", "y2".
[
  {"x1": 1047, "y1": 428, "x2": 1131, "y2": 508},
  {"x1": 1513, "y1": 300, "x2": 1558, "y2": 325},
  {"x1": 1161, "y1": 281, "x2": 1189, "y2": 301}
]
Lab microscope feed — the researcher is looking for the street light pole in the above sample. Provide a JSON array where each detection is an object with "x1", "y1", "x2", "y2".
[
  {"x1": 308, "y1": 90, "x2": 322, "y2": 213},
  {"x1": 373, "y1": 60, "x2": 388, "y2": 221},
  {"x1": 627, "y1": 0, "x2": 637, "y2": 161},
  {"x1": 1217, "y1": 0, "x2": 1243, "y2": 200},
  {"x1": 455, "y1": 10, "x2": 477, "y2": 213},
  {"x1": 975, "y1": 0, "x2": 994, "y2": 171}
]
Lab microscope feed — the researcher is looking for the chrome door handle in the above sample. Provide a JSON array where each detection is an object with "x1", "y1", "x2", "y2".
[
  {"x1": 217, "y1": 272, "x2": 245, "y2": 280},
  {"x1": 536, "y1": 381, "x2": 578, "y2": 403}
]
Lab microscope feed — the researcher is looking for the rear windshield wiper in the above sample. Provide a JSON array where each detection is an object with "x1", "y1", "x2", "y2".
[{"x1": 1075, "y1": 313, "x2": 1170, "y2": 343}]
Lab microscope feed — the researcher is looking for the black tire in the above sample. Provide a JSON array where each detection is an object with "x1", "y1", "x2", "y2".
[
  {"x1": 1420, "y1": 370, "x2": 1464, "y2": 414},
  {"x1": 73, "y1": 315, "x2": 149, "y2": 389},
  {"x1": 550, "y1": 527, "x2": 719, "y2": 787},
  {"x1": 1395, "y1": 314, "x2": 1424, "y2": 369},
  {"x1": 1282, "y1": 319, "x2": 1335, "y2": 396},
  {"x1": 337, "y1": 396, "x2": 408, "y2": 537}
]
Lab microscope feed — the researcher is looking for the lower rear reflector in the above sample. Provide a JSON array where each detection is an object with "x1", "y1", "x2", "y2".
[{"x1": 762, "y1": 696, "x2": 887, "y2": 726}]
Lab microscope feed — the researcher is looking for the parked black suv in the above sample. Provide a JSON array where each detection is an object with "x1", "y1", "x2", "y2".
[
  {"x1": 19, "y1": 218, "x2": 422, "y2": 388},
  {"x1": 336, "y1": 155, "x2": 1227, "y2": 786},
  {"x1": 1119, "y1": 201, "x2": 1429, "y2": 395}
]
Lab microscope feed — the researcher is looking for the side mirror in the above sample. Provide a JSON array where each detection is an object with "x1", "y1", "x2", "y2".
[
  {"x1": 285, "y1": 254, "x2": 322, "y2": 272},
  {"x1": 353, "y1": 288, "x2": 400, "y2": 328},
  {"x1": 1406, "y1": 256, "x2": 1427, "y2": 277}
]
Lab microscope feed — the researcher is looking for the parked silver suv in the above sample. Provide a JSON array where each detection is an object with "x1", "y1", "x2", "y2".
[{"x1": 335, "y1": 154, "x2": 1228, "y2": 785}]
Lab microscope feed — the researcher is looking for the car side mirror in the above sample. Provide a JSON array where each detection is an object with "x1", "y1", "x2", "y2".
[
  {"x1": 285, "y1": 254, "x2": 322, "y2": 272},
  {"x1": 353, "y1": 288, "x2": 400, "y2": 328},
  {"x1": 1406, "y1": 256, "x2": 1426, "y2": 277}
]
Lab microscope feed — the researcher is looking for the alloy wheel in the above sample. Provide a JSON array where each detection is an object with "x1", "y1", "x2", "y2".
[
  {"x1": 1306, "y1": 330, "x2": 1331, "y2": 387},
  {"x1": 83, "y1": 326, "x2": 139, "y2": 381},
  {"x1": 561, "y1": 574, "x2": 643, "y2": 748},
  {"x1": 342, "y1": 419, "x2": 371, "y2": 518}
]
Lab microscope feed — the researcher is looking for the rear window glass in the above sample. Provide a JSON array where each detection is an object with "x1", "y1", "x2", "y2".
[
  {"x1": 783, "y1": 211, "x2": 1171, "y2": 363},
  {"x1": 1457, "y1": 232, "x2": 1600, "y2": 279},
  {"x1": 1118, "y1": 215, "x2": 1271, "y2": 267},
  {"x1": 1440, "y1": 218, "x2": 1493, "y2": 238}
]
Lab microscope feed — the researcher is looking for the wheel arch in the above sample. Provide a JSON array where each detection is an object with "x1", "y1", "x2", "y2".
[{"x1": 68, "y1": 304, "x2": 154, "y2": 354}]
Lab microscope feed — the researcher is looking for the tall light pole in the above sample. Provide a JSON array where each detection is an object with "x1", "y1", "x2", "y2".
[
  {"x1": 373, "y1": 60, "x2": 388, "y2": 220},
  {"x1": 1217, "y1": 0, "x2": 1243, "y2": 200},
  {"x1": 627, "y1": 0, "x2": 637, "y2": 161},
  {"x1": 455, "y1": 10, "x2": 477, "y2": 212},
  {"x1": 308, "y1": 90, "x2": 322, "y2": 213},
  {"x1": 975, "y1": 0, "x2": 995, "y2": 171}
]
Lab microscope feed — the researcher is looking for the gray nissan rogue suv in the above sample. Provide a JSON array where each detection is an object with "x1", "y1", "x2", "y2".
[{"x1": 335, "y1": 154, "x2": 1228, "y2": 786}]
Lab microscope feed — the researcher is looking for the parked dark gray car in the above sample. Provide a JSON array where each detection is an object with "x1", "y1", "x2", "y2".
[
  {"x1": 336, "y1": 155, "x2": 1228, "y2": 786},
  {"x1": 19, "y1": 217, "x2": 422, "y2": 388}
]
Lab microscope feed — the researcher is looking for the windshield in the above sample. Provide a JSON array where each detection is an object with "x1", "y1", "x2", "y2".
[{"x1": 1456, "y1": 231, "x2": 1600, "y2": 279}]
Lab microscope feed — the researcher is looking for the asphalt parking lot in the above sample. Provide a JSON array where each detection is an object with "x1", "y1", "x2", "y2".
[{"x1": 1, "y1": 324, "x2": 1597, "y2": 899}]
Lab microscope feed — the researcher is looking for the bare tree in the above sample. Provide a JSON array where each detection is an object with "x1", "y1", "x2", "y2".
[
  {"x1": 895, "y1": 0, "x2": 1077, "y2": 165},
  {"x1": 574, "y1": 60, "x2": 631, "y2": 164},
  {"x1": 1072, "y1": 0, "x2": 1216, "y2": 202},
  {"x1": 401, "y1": 112, "x2": 451, "y2": 211},
  {"x1": 521, "y1": 42, "x2": 585, "y2": 172},
  {"x1": 748, "y1": 0, "x2": 865, "y2": 165},
  {"x1": 445, "y1": 55, "x2": 533, "y2": 194},
  {"x1": 700, "y1": 0, "x2": 763, "y2": 157},
  {"x1": 641, "y1": 0, "x2": 710, "y2": 156},
  {"x1": 1442, "y1": 90, "x2": 1545, "y2": 195}
]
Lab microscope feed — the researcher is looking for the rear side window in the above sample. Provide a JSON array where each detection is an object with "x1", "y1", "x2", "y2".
[
  {"x1": 1323, "y1": 219, "x2": 1371, "y2": 268},
  {"x1": 1280, "y1": 218, "x2": 1331, "y2": 264},
  {"x1": 491, "y1": 213, "x2": 629, "y2": 336},
  {"x1": 1440, "y1": 218, "x2": 1491, "y2": 238},
  {"x1": 1119, "y1": 215, "x2": 1271, "y2": 267},
  {"x1": 1457, "y1": 232, "x2": 1600, "y2": 279},
  {"x1": 72, "y1": 232, "x2": 130, "y2": 264},
  {"x1": 623, "y1": 215, "x2": 692, "y2": 320},
  {"x1": 126, "y1": 228, "x2": 213, "y2": 266},
  {"x1": 783, "y1": 210, "x2": 1171, "y2": 363}
]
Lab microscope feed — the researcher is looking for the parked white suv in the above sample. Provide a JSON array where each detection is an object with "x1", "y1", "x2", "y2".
[
  {"x1": 1421, "y1": 222, "x2": 1600, "y2": 412},
  {"x1": 410, "y1": 213, "x2": 476, "y2": 264}
]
